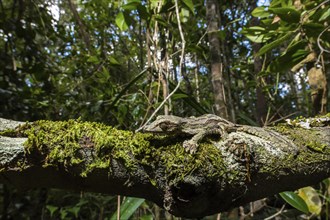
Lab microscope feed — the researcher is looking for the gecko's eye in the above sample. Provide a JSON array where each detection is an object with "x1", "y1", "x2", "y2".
[{"x1": 159, "y1": 122, "x2": 179, "y2": 132}]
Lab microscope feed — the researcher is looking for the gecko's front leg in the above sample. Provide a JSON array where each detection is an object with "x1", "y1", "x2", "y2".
[
  {"x1": 183, "y1": 131, "x2": 206, "y2": 154},
  {"x1": 183, "y1": 125, "x2": 228, "y2": 154}
]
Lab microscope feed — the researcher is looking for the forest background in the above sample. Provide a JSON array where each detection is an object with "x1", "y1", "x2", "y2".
[{"x1": 0, "y1": 0, "x2": 329, "y2": 219}]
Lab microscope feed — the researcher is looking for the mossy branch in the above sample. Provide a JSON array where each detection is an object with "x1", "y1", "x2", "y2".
[{"x1": 0, "y1": 116, "x2": 329, "y2": 218}]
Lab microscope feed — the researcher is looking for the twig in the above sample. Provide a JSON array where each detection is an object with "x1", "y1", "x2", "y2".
[
  {"x1": 316, "y1": 25, "x2": 330, "y2": 64},
  {"x1": 269, "y1": 111, "x2": 299, "y2": 125},
  {"x1": 117, "y1": 195, "x2": 121, "y2": 220},
  {"x1": 197, "y1": 30, "x2": 208, "y2": 46},
  {"x1": 264, "y1": 204, "x2": 286, "y2": 220},
  {"x1": 135, "y1": 0, "x2": 186, "y2": 132},
  {"x1": 300, "y1": 0, "x2": 330, "y2": 24}
]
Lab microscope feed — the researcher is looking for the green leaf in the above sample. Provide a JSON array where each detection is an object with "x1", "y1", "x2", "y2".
[
  {"x1": 109, "y1": 56, "x2": 120, "y2": 65},
  {"x1": 46, "y1": 205, "x2": 58, "y2": 217},
  {"x1": 137, "y1": 4, "x2": 149, "y2": 20},
  {"x1": 180, "y1": 8, "x2": 190, "y2": 23},
  {"x1": 302, "y1": 22, "x2": 325, "y2": 37},
  {"x1": 172, "y1": 93, "x2": 189, "y2": 100},
  {"x1": 139, "y1": 214, "x2": 154, "y2": 220},
  {"x1": 38, "y1": 100, "x2": 49, "y2": 107},
  {"x1": 96, "y1": 67, "x2": 110, "y2": 83},
  {"x1": 60, "y1": 208, "x2": 68, "y2": 219},
  {"x1": 122, "y1": 1, "x2": 140, "y2": 10},
  {"x1": 243, "y1": 26, "x2": 266, "y2": 32},
  {"x1": 319, "y1": 8, "x2": 330, "y2": 21},
  {"x1": 302, "y1": 22, "x2": 324, "y2": 29},
  {"x1": 182, "y1": 0, "x2": 194, "y2": 13},
  {"x1": 267, "y1": 40, "x2": 308, "y2": 72},
  {"x1": 256, "y1": 31, "x2": 293, "y2": 57},
  {"x1": 261, "y1": 18, "x2": 275, "y2": 25},
  {"x1": 245, "y1": 34, "x2": 270, "y2": 43},
  {"x1": 87, "y1": 55, "x2": 99, "y2": 64},
  {"x1": 322, "y1": 178, "x2": 330, "y2": 185},
  {"x1": 102, "y1": 66, "x2": 110, "y2": 80},
  {"x1": 268, "y1": 49, "x2": 308, "y2": 72},
  {"x1": 270, "y1": 0, "x2": 282, "y2": 7},
  {"x1": 242, "y1": 26, "x2": 271, "y2": 43},
  {"x1": 252, "y1": 6, "x2": 271, "y2": 18},
  {"x1": 115, "y1": 12, "x2": 128, "y2": 31},
  {"x1": 279, "y1": 191, "x2": 309, "y2": 213},
  {"x1": 66, "y1": 206, "x2": 81, "y2": 218},
  {"x1": 110, "y1": 197, "x2": 145, "y2": 220},
  {"x1": 269, "y1": 7, "x2": 301, "y2": 23}
]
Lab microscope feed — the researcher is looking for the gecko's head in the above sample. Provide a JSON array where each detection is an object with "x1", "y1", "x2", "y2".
[{"x1": 143, "y1": 115, "x2": 183, "y2": 133}]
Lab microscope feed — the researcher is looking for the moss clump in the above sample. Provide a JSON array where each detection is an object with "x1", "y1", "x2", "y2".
[
  {"x1": 283, "y1": 114, "x2": 330, "y2": 128},
  {"x1": 273, "y1": 122, "x2": 329, "y2": 154},
  {"x1": 14, "y1": 119, "x2": 135, "y2": 176},
  {"x1": 126, "y1": 132, "x2": 227, "y2": 185}
]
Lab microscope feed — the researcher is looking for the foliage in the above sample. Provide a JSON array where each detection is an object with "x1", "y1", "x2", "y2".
[
  {"x1": 242, "y1": 0, "x2": 330, "y2": 116},
  {"x1": 110, "y1": 197, "x2": 145, "y2": 220}
]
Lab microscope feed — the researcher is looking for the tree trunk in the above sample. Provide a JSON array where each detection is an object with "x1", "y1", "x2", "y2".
[
  {"x1": 250, "y1": 15, "x2": 267, "y2": 126},
  {"x1": 206, "y1": 0, "x2": 228, "y2": 118}
]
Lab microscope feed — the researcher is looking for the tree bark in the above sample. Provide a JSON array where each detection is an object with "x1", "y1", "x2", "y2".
[
  {"x1": 0, "y1": 116, "x2": 330, "y2": 218},
  {"x1": 206, "y1": 0, "x2": 228, "y2": 118},
  {"x1": 250, "y1": 15, "x2": 267, "y2": 126}
]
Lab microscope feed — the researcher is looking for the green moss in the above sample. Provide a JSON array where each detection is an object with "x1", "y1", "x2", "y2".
[
  {"x1": 273, "y1": 122, "x2": 329, "y2": 155},
  {"x1": 11, "y1": 119, "x2": 136, "y2": 176},
  {"x1": 149, "y1": 142, "x2": 225, "y2": 182},
  {"x1": 306, "y1": 141, "x2": 327, "y2": 153},
  {"x1": 126, "y1": 132, "x2": 228, "y2": 184},
  {"x1": 0, "y1": 129, "x2": 20, "y2": 137},
  {"x1": 284, "y1": 114, "x2": 330, "y2": 128}
]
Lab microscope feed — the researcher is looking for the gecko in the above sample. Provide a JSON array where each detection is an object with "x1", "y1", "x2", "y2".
[{"x1": 143, "y1": 114, "x2": 235, "y2": 153}]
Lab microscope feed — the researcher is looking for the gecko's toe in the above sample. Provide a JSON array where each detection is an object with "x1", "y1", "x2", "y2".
[{"x1": 183, "y1": 140, "x2": 198, "y2": 154}]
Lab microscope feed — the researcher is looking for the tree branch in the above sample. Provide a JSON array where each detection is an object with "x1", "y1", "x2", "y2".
[{"x1": 0, "y1": 116, "x2": 329, "y2": 218}]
